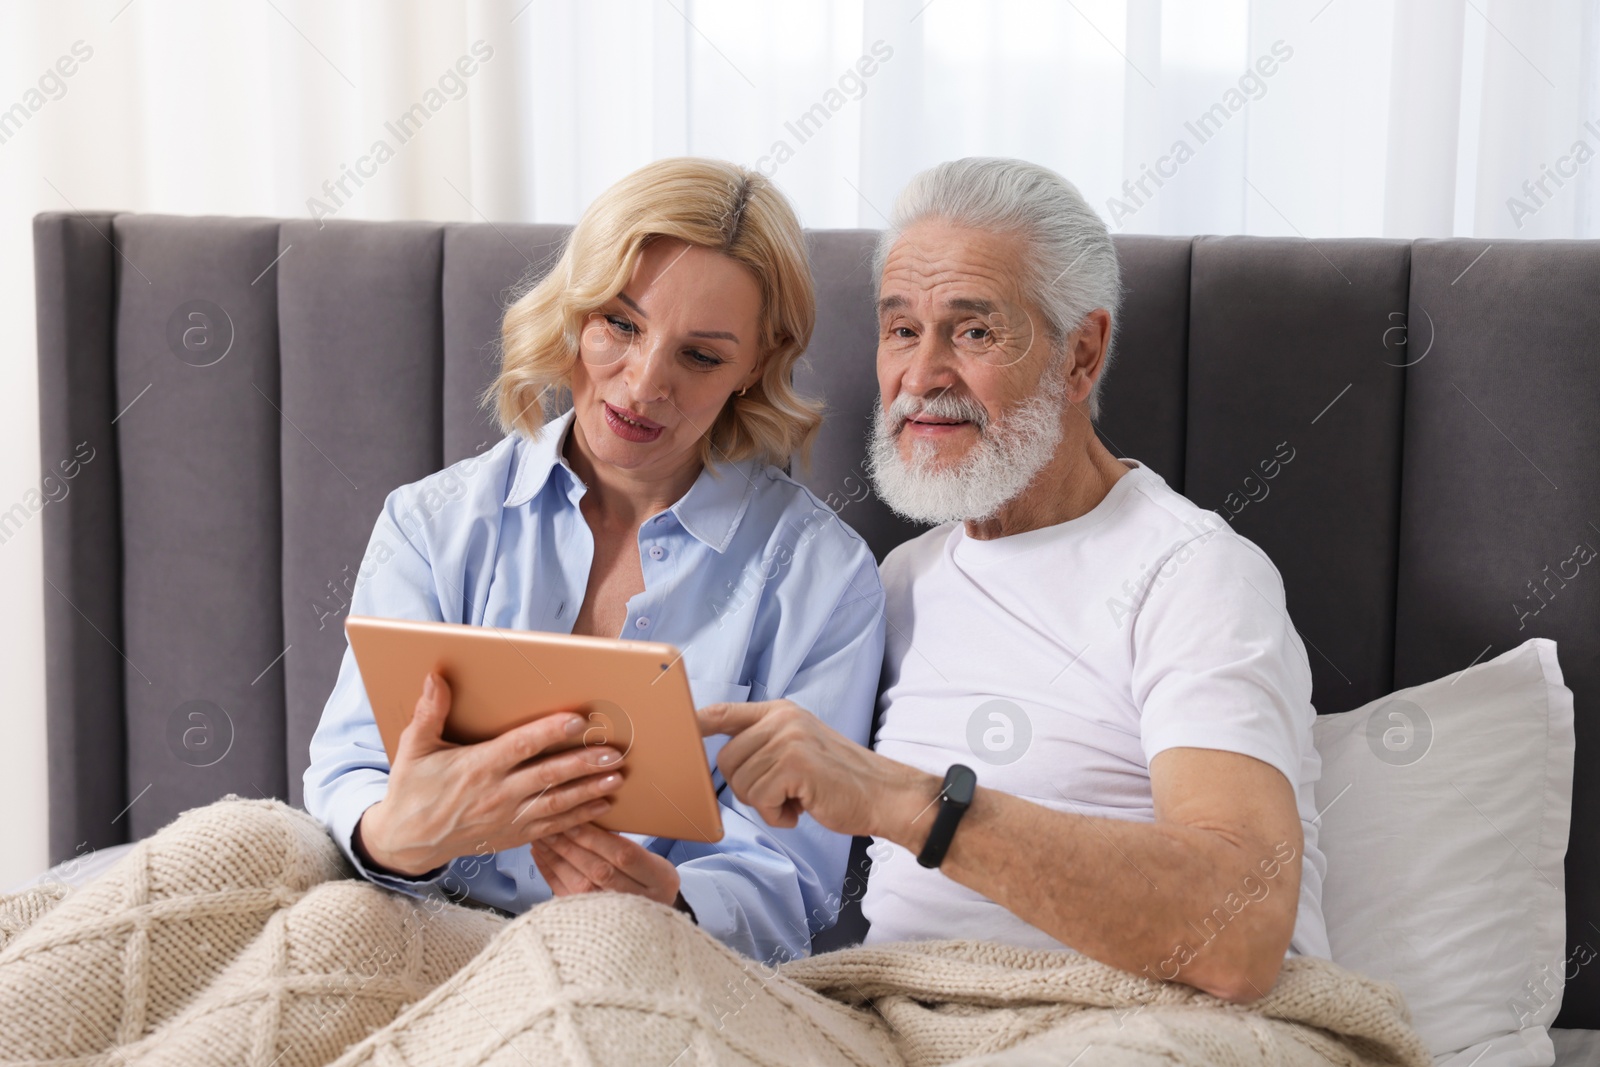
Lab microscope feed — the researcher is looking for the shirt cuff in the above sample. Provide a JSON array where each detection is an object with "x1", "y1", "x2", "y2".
[
  {"x1": 329, "y1": 779, "x2": 452, "y2": 895},
  {"x1": 675, "y1": 866, "x2": 736, "y2": 944}
]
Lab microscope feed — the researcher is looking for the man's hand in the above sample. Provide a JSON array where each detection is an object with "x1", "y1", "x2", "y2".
[
  {"x1": 697, "y1": 700, "x2": 939, "y2": 841},
  {"x1": 531, "y1": 823, "x2": 681, "y2": 908}
]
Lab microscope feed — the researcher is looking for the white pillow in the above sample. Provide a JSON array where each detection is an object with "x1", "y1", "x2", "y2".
[{"x1": 1313, "y1": 638, "x2": 1574, "y2": 1067}]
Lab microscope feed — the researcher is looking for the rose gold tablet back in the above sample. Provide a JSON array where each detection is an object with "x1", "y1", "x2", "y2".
[{"x1": 343, "y1": 615, "x2": 724, "y2": 843}]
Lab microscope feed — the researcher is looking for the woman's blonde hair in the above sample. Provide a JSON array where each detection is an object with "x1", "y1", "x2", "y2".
[{"x1": 486, "y1": 157, "x2": 822, "y2": 469}]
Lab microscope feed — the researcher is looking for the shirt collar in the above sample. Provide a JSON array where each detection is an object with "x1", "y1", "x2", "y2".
[
  {"x1": 671, "y1": 454, "x2": 761, "y2": 554},
  {"x1": 502, "y1": 407, "x2": 581, "y2": 509},
  {"x1": 502, "y1": 406, "x2": 762, "y2": 554}
]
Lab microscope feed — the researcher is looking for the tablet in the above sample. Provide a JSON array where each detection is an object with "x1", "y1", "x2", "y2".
[{"x1": 343, "y1": 615, "x2": 724, "y2": 843}]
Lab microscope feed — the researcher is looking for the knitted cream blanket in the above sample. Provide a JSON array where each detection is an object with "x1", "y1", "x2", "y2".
[{"x1": 0, "y1": 798, "x2": 1430, "y2": 1067}]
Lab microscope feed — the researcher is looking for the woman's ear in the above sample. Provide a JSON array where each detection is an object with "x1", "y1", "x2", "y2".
[
  {"x1": 737, "y1": 361, "x2": 763, "y2": 397},
  {"x1": 740, "y1": 334, "x2": 786, "y2": 397}
]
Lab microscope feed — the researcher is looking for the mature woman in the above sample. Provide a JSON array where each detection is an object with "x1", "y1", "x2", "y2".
[{"x1": 303, "y1": 158, "x2": 884, "y2": 964}]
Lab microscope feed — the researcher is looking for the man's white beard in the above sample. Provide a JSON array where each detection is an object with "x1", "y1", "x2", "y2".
[{"x1": 867, "y1": 371, "x2": 1067, "y2": 526}]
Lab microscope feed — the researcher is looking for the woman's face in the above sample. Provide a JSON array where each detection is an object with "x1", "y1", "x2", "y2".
[{"x1": 569, "y1": 238, "x2": 764, "y2": 485}]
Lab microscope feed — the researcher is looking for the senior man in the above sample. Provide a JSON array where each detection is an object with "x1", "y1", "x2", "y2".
[{"x1": 702, "y1": 156, "x2": 1329, "y2": 1006}]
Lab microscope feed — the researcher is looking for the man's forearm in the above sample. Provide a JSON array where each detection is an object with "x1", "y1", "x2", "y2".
[{"x1": 873, "y1": 771, "x2": 1300, "y2": 1002}]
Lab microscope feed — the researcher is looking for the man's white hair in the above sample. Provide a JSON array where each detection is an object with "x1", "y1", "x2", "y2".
[{"x1": 872, "y1": 157, "x2": 1123, "y2": 420}]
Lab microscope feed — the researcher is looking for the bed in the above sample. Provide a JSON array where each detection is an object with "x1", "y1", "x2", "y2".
[{"x1": 24, "y1": 213, "x2": 1600, "y2": 1062}]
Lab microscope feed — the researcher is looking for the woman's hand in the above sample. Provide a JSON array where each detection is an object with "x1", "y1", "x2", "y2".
[
  {"x1": 355, "y1": 672, "x2": 627, "y2": 878},
  {"x1": 531, "y1": 823, "x2": 681, "y2": 908}
]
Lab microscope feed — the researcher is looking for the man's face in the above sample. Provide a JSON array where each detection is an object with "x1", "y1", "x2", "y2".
[
  {"x1": 875, "y1": 220, "x2": 1049, "y2": 467},
  {"x1": 870, "y1": 220, "x2": 1068, "y2": 524}
]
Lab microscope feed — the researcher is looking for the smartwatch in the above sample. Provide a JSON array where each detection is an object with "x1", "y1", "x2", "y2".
[{"x1": 916, "y1": 764, "x2": 977, "y2": 869}]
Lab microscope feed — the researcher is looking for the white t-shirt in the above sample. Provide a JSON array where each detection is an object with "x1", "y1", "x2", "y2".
[{"x1": 861, "y1": 459, "x2": 1331, "y2": 962}]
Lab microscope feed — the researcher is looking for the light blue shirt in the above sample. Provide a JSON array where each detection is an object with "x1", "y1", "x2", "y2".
[{"x1": 304, "y1": 408, "x2": 885, "y2": 964}]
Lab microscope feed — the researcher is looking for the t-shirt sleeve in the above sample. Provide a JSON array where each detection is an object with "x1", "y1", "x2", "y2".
[{"x1": 1129, "y1": 531, "x2": 1315, "y2": 788}]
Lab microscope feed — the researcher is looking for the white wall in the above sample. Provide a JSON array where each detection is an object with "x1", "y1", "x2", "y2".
[{"x1": 2, "y1": 0, "x2": 1596, "y2": 887}]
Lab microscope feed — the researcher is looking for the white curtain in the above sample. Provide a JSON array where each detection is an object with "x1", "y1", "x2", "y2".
[{"x1": 1, "y1": 0, "x2": 1595, "y2": 882}]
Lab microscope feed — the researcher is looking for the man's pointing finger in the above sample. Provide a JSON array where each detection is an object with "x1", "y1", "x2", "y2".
[{"x1": 696, "y1": 701, "x2": 774, "y2": 738}]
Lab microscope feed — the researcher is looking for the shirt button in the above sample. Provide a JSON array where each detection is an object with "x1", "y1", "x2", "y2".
[
  {"x1": 635, "y1": 616, "x2": 651, "y2": 630},
  {"x1": 648, "y1": 545, "x2": 666, "y2": 561}
]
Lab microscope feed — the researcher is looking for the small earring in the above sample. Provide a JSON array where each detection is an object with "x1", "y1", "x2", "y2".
[{"x1": 738, "y1": 386, "x2": 750, "y2": 397}]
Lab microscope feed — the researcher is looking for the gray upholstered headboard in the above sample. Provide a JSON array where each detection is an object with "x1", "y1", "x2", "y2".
[{"x1": 33, "y1": 213, "x2": 1600, "y2": 1022}]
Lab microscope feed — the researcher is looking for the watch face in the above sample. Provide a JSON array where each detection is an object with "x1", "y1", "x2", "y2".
[{"x1": 947, "y1": 764, "x2": 978, "y2": 806}]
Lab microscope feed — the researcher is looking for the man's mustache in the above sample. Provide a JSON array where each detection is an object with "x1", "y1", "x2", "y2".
[{"x1": 884, "y1": 391, "x2": 990, "y2": 434}]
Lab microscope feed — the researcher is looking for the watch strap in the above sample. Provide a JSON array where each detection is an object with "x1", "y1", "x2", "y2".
[{"x1": 916, "y1": 764, "x2": 977, "y2": 869}]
